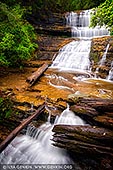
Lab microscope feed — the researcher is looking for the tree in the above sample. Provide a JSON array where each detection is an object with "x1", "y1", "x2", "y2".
[
  {"x1": 0, "y1": 2, "x2": 38, "y2": 66},
  {"x1": 90, "y1": 0, "x2": 113, "y2": 35}
]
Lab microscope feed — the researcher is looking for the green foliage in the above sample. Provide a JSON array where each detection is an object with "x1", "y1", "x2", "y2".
[
  {"x1": 90, "y1": 0, "x2": 113, "y2": 35},
  {"x1": 36, "y1": 0, "x2": 106, "y2": 12},
  {"x1": 0, "y1": 97, "x2": 13, "y2": 119},
  {"x1": 0, "y1": 2, "x2": 38, "y2": 66},
  {"x1": 0, "y1": 0, "x2": 106, "y2": 13},
  {"x1": 15, "y1": 0, "x2": 106, "y2": 13}
]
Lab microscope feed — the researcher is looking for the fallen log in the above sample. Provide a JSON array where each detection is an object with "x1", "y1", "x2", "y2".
[
  {"x1": 26, "y1": 63, "x2": 49, "y2": 86},
  {"x1": 0, "y1": 103, "x2": 45, "y2": 153}
]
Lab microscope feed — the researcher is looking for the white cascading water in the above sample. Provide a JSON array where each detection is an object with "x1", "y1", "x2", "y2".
[
  {"x1": 51, "y1": 40, "x2": 91, "y2": 71},
  {"x1": 66, "y1": 10, "x2": 110, "y2": 39},
  {"x1": 0, "y1": 106, "x2": 85, "y2": 165},
  {"x1": 94, "y1": 44, "x2": 110, "y2": 77},
  {"x1": 98, "y1": 44, "x2": 110, "y2": 66},
  {"x1": 0, "y1": 10, "x2": 112, "y2": 167},
  {"x1": 51, "y1": 10, "x2": 109, "y2": 72}
]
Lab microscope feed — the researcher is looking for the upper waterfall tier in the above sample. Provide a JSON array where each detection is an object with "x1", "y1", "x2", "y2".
[{"x1": 66, "y1": 10, "x2": 110, "y2": 39}]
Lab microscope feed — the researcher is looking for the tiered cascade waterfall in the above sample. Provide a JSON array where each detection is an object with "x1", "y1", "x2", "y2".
[
  {"x1": 66, "y1": 10, "x2": 110, "y2": 39},
  {"x1": 51, "y1": 10, "x2": 110, "y2": 74},
  {"x1": 0, "y1": 10, "x2": 112, "y2": 166},
  {"x1": 49, "y1": 10, "x2": 112, "y2": 99}
]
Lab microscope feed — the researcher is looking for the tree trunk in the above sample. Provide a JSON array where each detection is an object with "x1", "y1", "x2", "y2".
[
  {"x1": 26, "y1": 63, "x2": 49, "y2": 86},
  {"x1": 0, "y1": 103, "x2": 45, "y2": 153}
]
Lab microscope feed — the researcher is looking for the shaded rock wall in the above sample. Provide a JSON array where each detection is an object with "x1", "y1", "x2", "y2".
[
  {"x1": 28, "y1": 12, "x2": 71, "y2": 37},
  {"x1": 90, "y1": 37, "x2": 113, "y2": 79}
]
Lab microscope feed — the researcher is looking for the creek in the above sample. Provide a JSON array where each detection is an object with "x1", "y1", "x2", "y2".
[{"x1": 0, "y1": 10, "x2": 113, "y2": 167}]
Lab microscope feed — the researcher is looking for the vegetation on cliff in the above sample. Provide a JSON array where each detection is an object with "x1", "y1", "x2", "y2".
[
  {"x1": 91, "y1": 0, "x2": 113, "y2": 35},
  {"x1": 0, "y1": 2, "x2": 38, "y2": 66},
  {"x1": 0, "y1": 0, "x2": 112, "y2": 67},
  {"x1": 2, "y1": 0, "x2": 105, "y2": 12}
]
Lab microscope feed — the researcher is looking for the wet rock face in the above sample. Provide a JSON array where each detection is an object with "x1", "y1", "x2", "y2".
[
  {"x1": 29, "y1": 12, "x2": 66, "y2": 26},
  {"x1": 1, "y1": 9, "x2": 113, "y2": 169},
  {"x1": 53, "y1": 125, "x2": 113, "y2": 169},
  {"x1": 52, "y1": 97, "x2": 113, "y2": 169},
  {"x1": 29, "y1": 12, "x2": 71, "y2": 37},
  {"x1": 90, "y1": 37, "x2": 113, "y2": 79},
  {"x1": 34, "y1": 35, "x2": 73, "y2": 60},
  {"x1": 53, "y1": 125, "x2": 113, "y2": 154},
  {"x1": 69, "y1": 97, "x2": 113, "y2": 129}
]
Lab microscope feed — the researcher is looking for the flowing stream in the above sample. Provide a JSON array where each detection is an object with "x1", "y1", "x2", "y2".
[
  {"x1": 0, "y1": 10, "x2": 113, "y2": 166},
  {"x1": 50, "y1": 10, "x2": 113, "y2": 93},
  {"x1": 51, "y1": 10, "x2": 110, "y2": 72},
  {"x1": 0, "y1": 106, "x2": 85, "y2": 166}
]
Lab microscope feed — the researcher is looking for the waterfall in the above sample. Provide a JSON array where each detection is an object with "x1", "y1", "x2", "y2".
[
  {"x1": 66, "y1": 10, "x2": 110, "y2": 39},
  {"x1": 94, "y1": 44, "x2": 110, "y2": 77},
  {"x1": 51, "y1": 40, "x2": 91, "y2": 71},
  {"x1": 51, "y1": 10, "x2": 110, "y2": 77},
  {"x1": 0, "y1": 9, "x2": 112, "y2": 167},
  {"x1": 51, "y1": 10, "x2": 110, "y2": 72},
  {"x1": 98, "y1": 44, "x2": 110, "y2": 66},
  {"x1": 0, "y1": 107, "x2": 85, "y2": 165}
]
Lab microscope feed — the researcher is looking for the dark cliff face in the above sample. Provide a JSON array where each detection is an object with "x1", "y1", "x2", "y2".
[
  {"x1": 27, "y1": 11, "x2": 71, "y2": 37},
  {"x1": 27, "y1": 11, "x2": 65, "y2": 26}
]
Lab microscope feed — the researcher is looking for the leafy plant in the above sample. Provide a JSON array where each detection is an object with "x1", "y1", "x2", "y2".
[
  {"x1": 0, "y1": 97, "x2": 13, "y2": 119},
  {"x1": 90, "y1": 0, "x2": 113, "y2": 35},
  {"x1": 0, "y1": 2, "x2": 38, "y2": 66}
]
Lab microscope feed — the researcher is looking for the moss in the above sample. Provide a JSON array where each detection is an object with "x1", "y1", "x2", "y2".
[{"x1": 90, "y1": 52, "x2": 99, "y2": 63}]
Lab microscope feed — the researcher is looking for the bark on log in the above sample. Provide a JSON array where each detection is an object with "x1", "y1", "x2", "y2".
[
  {"x1": 26, "y1": 63, "x2": 49, "y2": 86},
  {"x1": 0, "y1": 103, "x2": 45, "y2": 153}
]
